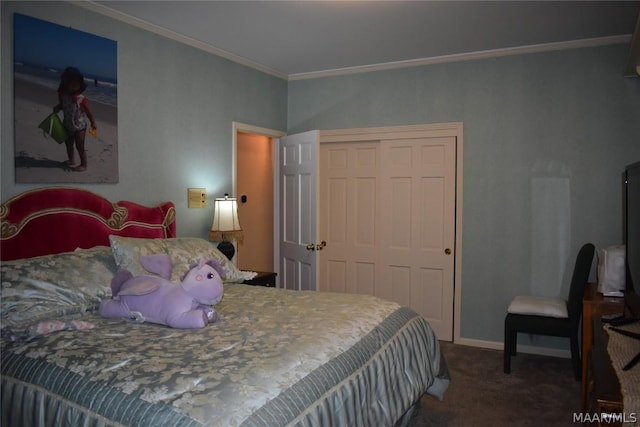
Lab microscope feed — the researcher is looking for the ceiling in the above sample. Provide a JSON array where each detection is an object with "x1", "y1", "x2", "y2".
[{"x1": 92, "y1": 1, "x2": 640, "y2": 79}]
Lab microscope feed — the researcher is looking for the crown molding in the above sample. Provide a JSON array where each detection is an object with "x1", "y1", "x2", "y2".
[
  {"x1": 624, "y1": 13, "x2": 640, "y2": 77},
  {"x1": 288, "y1": 35, "x2": 632, "y2": 81},
  {"x1": 73, "y1": 0, "x2": 289, "y2": 80},
  {"x1": 71, "y1": 1, "x2": 631, "y2": 82}
]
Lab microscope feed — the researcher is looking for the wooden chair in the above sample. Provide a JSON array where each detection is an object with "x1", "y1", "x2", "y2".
[{"x1": 504, "y1": 243, "x2": 595, "y2": 380}]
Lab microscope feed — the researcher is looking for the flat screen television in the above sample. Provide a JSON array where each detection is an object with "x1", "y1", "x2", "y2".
[{"x1": 625, "y1": 161, "x2": 640, "y2": 316}]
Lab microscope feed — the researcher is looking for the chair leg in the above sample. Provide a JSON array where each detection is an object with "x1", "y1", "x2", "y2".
[
  {"x1": 504, "y1": 329, "x2": 511, "y2": 374},
  {"x1": 504, "y1": 319, "x2": 516, "y2": 374},
  {"x1": 570, "y1": 334, "x2": 581, "y2": 381}
]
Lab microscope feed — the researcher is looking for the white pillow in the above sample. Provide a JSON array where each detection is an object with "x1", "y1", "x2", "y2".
[{"x1": 507, "y1": 295, "x2": 568, "y2": 318}]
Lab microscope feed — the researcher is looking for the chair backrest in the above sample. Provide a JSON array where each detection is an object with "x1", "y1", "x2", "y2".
[{"x1": 567, "y1": 243, "x2": 596, "y2": 325}]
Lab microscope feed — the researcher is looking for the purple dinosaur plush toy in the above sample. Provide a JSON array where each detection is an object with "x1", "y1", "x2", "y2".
[{"x1": 99, "y1": 254, "x2": 224, "y2": 329}]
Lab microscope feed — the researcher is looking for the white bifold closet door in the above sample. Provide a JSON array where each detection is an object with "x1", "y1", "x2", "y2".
[{"x1": 319, "y1": 136, "x2": 456, "y2": 341}]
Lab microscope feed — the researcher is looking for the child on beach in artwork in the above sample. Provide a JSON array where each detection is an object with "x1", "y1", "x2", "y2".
[{"x1": 53, "y1": 67, "x2": 97, "y2": 172}]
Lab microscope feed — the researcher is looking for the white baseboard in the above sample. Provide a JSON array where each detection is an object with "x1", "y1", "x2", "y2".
[{"x1": 454, "y1": 337, "x2": 571, "y2": 359}]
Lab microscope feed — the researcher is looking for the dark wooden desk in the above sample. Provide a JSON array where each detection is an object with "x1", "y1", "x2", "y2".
[
  {"x1": 581, "y1": 284, "x2": 625, "y2": 411},
  {"x1": 590, "y1": 318, "x2": 623, "y2": 426}
]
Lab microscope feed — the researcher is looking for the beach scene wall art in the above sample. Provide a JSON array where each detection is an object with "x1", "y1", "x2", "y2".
[{"x1": 13, "y1": 13, "x2": 118, "y2": 183}]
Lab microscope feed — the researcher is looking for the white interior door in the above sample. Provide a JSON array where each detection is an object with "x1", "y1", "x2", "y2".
[{"x1": 279, "y1": 130, "x2": 320, "y2": 291}]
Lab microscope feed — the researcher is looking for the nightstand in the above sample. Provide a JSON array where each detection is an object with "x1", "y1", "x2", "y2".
[{"x1": 243, "y1": 271, "x2": 277, "y2": 287}]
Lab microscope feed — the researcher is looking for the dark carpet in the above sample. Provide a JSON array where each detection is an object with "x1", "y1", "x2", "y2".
[{"x1": 410, "y1": 342, "x2": 581, "y2": 427}]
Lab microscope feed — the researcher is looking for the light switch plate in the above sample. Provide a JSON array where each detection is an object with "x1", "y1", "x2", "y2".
[{"x1": 188, "y1": 188, "x2": 207, "y2": 208}]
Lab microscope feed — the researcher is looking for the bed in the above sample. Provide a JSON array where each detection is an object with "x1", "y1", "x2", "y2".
[{"x1": 0, "y1": 187, "x2": 449, "y2": 427}]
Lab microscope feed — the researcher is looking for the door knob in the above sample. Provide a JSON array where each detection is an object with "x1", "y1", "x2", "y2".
[
  {"x1": 444, "y1": 248, "x2": 452, "y2": 255},
  {"x1": 306, "y1": 241, "x2": 326, "y2": 251}
]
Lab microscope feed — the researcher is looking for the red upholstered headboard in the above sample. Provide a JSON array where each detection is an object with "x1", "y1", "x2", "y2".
[{"x1": 0, "y1": 187, "x2": 176, "y2": 261}]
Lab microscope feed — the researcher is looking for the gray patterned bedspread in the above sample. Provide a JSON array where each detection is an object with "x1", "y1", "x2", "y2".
[{"x1": 1, "y1": 284, "x2": 449, "y2": 426}]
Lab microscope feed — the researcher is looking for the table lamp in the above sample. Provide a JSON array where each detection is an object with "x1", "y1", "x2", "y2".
[{"x1": 209, "y1": 194, "x2": 243, "y2": 260}]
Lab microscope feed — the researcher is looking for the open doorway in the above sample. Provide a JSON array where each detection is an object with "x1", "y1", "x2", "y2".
[
  {"x1": 236, "y1": 132, "x2": 274, "y2": 271},
  {"x1": 232, "y1": 122, "x2": 285, "y2": 273}
]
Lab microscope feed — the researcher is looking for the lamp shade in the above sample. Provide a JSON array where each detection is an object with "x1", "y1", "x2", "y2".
[{"x1": 209, "y1": 196, "x2": 243, "y2": 242}]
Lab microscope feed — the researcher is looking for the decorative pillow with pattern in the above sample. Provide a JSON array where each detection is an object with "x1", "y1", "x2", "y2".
[
  {"x1": 1, "y1": 246, "x2": 115, "y2": 340},
  {"x1": 109, "y1": 236, "x2": 244, "y2": 284},
  {"x1": 164, "y1": 237, "x2": 245, "y2": 283},
  {"x1": 109, "y1": 235, "x2": 166, "y2": 277}
]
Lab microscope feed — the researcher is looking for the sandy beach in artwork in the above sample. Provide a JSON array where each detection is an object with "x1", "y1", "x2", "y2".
[{"x1": 14, "y1": 77, "x2": 118, "y2": 183}]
